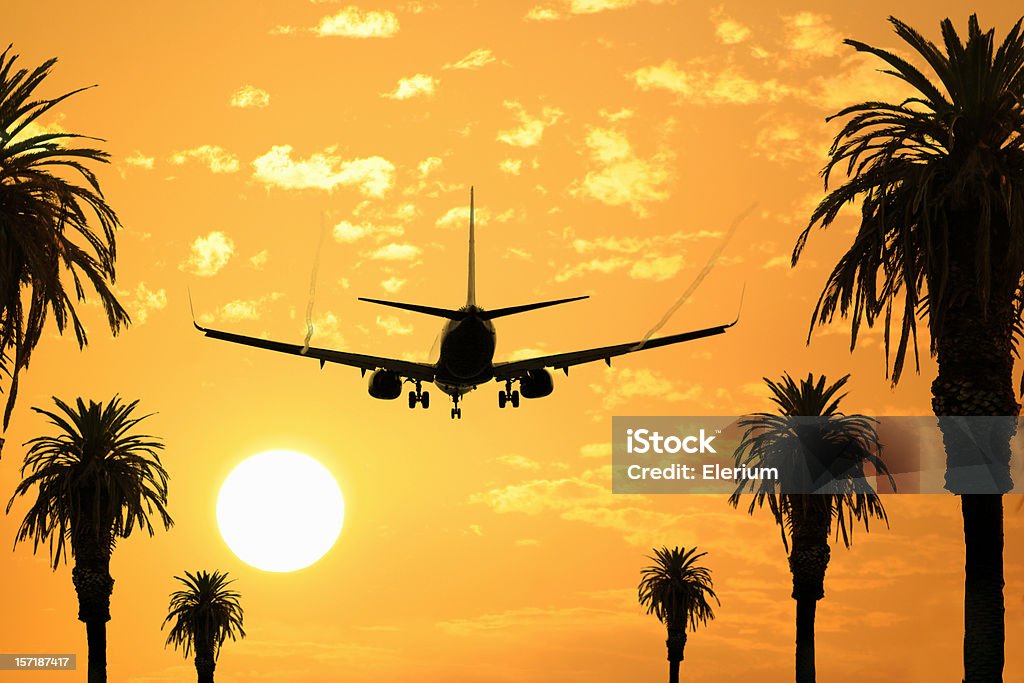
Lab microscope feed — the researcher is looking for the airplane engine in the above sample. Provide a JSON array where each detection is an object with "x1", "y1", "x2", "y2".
[
  {"x1": 519, "y1": 369, "x2": 554, "y2": 399},
  {"x1": 368, "y1": 370, "x2": 403, "y2": 400}
]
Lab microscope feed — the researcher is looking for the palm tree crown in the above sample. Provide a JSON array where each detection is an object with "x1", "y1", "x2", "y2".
[
  {"x1": 7, "y1": 396, "x2": 172, "y2": 566},
  {"x1": 638, "y1": 546, "x2": 718, "y2": 630},
  {"x1": 792, "y1": 16, "x2": 1024, "y2": 385},
  {"x1": 0, "y1": 45, "x2": 129, "y2": 437},
  {"x1": 163, "y1": 570, "x2": 246, "y2": 660},
  {"x1": 729, "y1": 373, "x2": 891, "y2": 550}
]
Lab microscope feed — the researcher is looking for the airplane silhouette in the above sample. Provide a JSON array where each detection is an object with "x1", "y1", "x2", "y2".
[{"x1": 193, "y1": 188, "x2": 739, "y2": 419}]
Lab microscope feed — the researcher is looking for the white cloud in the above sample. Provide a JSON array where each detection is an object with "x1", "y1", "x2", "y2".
[
  {"x1": 169, "y1": 145, "x2": 240, "y2": 173},
  {"x1": 315, "y1": 7, "x2": 400, "y2": 38},
  {"x1": 230, "y1": 85, "x2": 270, "y2": 108},
  {"x1": 632, "y1": 59, "x2": 790, "y2": 105},
  {"x1": 710, "y1": 6, "x2": 751, "y2": 44},
  {"x1": 496, "y1": 454, "x2": 542, "y2": 470},
  {"x1": 499, "y1": 158, "x2": 523, "y2": 175},
  {"x1": 306, "y1": 311, "x2": 345, "y2": 347},
  {"x1": 783, "y1": 11, "x2": 841, "y2": 59},
  {"x1": 573, "y1": 127, "x2": 671, "y2": 215},
  {"x1": 376, "y1": 314, "x2": 413, "y2": 336},
  {"x1": 580, "y1": 443, "x2": 611, "y2": 459},
  {"x1": 525, "y1": 0, "x2": 670, "y2": 19},
  {"x1": 436, "y1": 206, "x2": 489, "y2": 229},
  {"x1": 181, "y1": 231, "x2": 235, "y2": 277},
  {"x1": 554, "y1": 257, "x2": 630, "y2": 282},
  {"x1": 251, "y1": 146, "x2": 395, "y2": 196},
  {"x1": 124, "y1": 151, "x2": 154, "y2": 169},
  {"x1": 384, "y1": 73, "x2": 436, "y2": 100},
  {"x1": 590, "y1": 367, "x2": 702, "y2": 409},
  {"x1": 368, "y1": 243, "x2": 421, "y2": 261},
  {"x1": 444, "y1": 48, "x2": 496, "y2": 70},
  {"x1": 130, "y1": 282, "x2": 167, "y2": 324},
  {"x1": 250, "y1": 250, "x2": 269, "y2": 269},
  {"x1": 497, "y1": 101, "x2": 563, "y2": 148},
  {"x1": 628, "y1": 255, "x2": 683, "y2": 281},
  {"x1": 381, "y1": 276, "x2": 406, "y2": 293},
  {"x1": 418, "y1": 156, "x2": 442, "y2": 177},
  {"x1": 333, "y1": 220, "x2": 403, "y2": 243},
  {"x1": 524, "y1": 6, "x2": 560, "y2": 21}
]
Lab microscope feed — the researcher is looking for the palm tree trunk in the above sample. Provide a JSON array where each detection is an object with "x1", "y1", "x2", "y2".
[
  {"x1": 195, "y1": 656, "x2": 215, "y2": 683},
  {"x1": 71, "y1": 543, "x2": 114, "y2": 683},
  {"x1": 794, "y1": 598, "x2": 817, "y2": 683},
  {"x1": 962, "y1": 494, "x2": 1005, "y2": 682},
  {"x1": 788, "y1": 497, "x2": 830, "y2": 683},
  {"x1": 930, "y1": 249, "x2": 1015, "y2": 683},
  {"x1": 665, "y1": 626, "x2": 686, "y2": 683},
  {"x1": 195, "y1": 642, "x2": 216, "y2": 683}
]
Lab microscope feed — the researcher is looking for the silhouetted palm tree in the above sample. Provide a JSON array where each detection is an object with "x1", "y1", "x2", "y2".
[
  {"x1": 730, "y1": 373, "x2": 890, "y2": 683},
  {"x1": 6, "y1": 397, "x2": 172, "y2": 683},
  {"x1": 791, "y1": 15, "x2": 1024, "y2": 681},
  {"x1": 162, "y1": 570, "x2": 246, "y2": 683},
  {"x1": 638, "y1": 546, "x2": 718, "y2": 683},
  {"x1": 0, "y1": 45, "x2": 129, "y2": 450}
]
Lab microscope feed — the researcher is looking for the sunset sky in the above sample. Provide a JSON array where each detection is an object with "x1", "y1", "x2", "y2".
[{"x1": 3, "y1": 1, "x2": 1024, "y2": 681}]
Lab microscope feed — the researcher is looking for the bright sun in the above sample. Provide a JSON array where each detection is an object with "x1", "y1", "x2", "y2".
[{"x1": 217, "y1": 450, "x2": 345, "y2": 572}]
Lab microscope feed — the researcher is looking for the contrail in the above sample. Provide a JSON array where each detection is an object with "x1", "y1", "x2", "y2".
[
  {"x1": 631, "y1": 202, "x2": 756, "y2": 351},
  {"x1": 301, "y1": 211, "x2": 328, "y2": 355}
]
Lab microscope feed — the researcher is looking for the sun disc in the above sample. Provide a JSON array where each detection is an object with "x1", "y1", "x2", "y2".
[{"x1": 217, "y1": 450, "x2": 345, "y2": 572}]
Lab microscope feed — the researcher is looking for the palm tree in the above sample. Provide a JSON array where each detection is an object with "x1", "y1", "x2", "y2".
[
  {"x1": 162, "y1": 570, "x2": 246, "y2": 683},
  {"x1": 6, "y1": 397, "x2": 173, "y2": 683},
  {"x1": 730, "y1": 373, "x2": 891, "y2": 683},
  {"x1": 0, "y1": 45, "x2": 129, "y2": 450},
  {"x1": 791, "y1": 15, "x2": 1024, "y2": 681},
  {"x1": 638, "y1": 546, "x2": 718, "y2": 683}
]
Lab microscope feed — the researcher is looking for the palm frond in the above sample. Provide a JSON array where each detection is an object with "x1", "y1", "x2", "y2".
[
  {"x1": 5, "y1": 396, "x2": 173, "y2": 568},
  {"x1": 162, "y1": 570, "x2": 246, "y2": 660},
  {"x1": 0, "y1": 45, "x2": 129, "y2": 436}
]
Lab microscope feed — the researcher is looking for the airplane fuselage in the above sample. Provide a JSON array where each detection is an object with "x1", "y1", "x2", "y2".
[{"x1": 434, "y1": 307, "x2": 496, "y2": 395}]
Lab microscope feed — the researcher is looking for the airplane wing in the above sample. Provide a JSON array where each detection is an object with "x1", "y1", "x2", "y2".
[
  {"x1": 492, "y1": 321, "x2": 735, "y2": 380},
  {"x1": 194, "y1": 322, "x2": 436, "y2": 382}
]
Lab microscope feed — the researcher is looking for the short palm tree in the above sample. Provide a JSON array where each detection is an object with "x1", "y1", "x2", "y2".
[
  {"x1": 638, "y1": 546, "x2": 718, "y2": 683},
  {"x1": 6, "y1": 397, "x2": 172, "y2": 683},
  {"x1": 791, "y1": 15, "x2": 1024, "y2": 680},
  {"x1": 0, "y1": 45, "x2": 129, "y2": 449},
  {"x1": 162, "y1": 570, "x2": 246, "y2": 683},
  {"x1": 729, "y1": 373, "x2": 891, "y2": 683}
]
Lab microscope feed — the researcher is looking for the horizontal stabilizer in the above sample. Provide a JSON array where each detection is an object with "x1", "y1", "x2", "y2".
[
  {"x1": 359, "y1": 297, "x2": 466, "y2": 320},
  {"x1": 480, "y1": 296, "x2": 589, "y2": 320}
]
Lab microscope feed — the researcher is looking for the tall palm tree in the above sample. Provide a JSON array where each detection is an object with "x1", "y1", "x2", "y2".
[
  {"x1": 638, "y1": 546, "x2": 718, "y2": 683},
  {"x1": 0, "y1": 45, "x2": 129, "y2": 450},
  {"x1": 6, "y1": 397, "x2": 173, "y2": 683},
  {"x1": 162, "y1": 570, "x2": 246, "y2": 683},
  {"x1": 791, "y1": 15, "x2": 1024, "y2": 681},
  {"x1": 730, "y1": 373, "x2": 891, "y2": 683}
]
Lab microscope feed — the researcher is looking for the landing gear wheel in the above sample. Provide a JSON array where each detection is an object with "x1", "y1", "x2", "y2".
[
  {"x1": 510, "y1": 390, "x2": 520, "y2": 408},
  {"x1": 421, "y1": 391, "x2": 430, "y2": 409},
  {"x1": 408, "y1": 391, "x2": 417, "y2": 409},
  {"x1": 498, "y1": 391, "x2": 507, "y2": 409}
]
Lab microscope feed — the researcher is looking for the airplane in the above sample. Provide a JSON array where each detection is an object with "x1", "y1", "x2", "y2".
[{"x1": 193, "y1": 188, "x2": 740, "y2": 419}]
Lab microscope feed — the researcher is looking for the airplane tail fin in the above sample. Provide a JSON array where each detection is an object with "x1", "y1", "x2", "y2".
[
  {"x1": 480, "y1": 296, "x2": 589, "y2": 320},
  {"x1": 467, "y1": 186, "x2": 476, "y2": 307}
]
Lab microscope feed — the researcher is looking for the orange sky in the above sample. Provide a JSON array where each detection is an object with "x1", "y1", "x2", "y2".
[{"x1": 2, "y1": 2, "x2": 1023, "y2": 681}]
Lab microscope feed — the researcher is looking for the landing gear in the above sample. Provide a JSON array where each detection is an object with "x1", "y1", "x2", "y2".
[
  {"x1": 498, "y1": 381, "x2": 520, "y2": 409},
  {"x1": 450, "y1": 393, "x2": 462, "y2": 419},
  {"x1": 407, "y1": 382, "x2": 429, "y2": 409}
]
